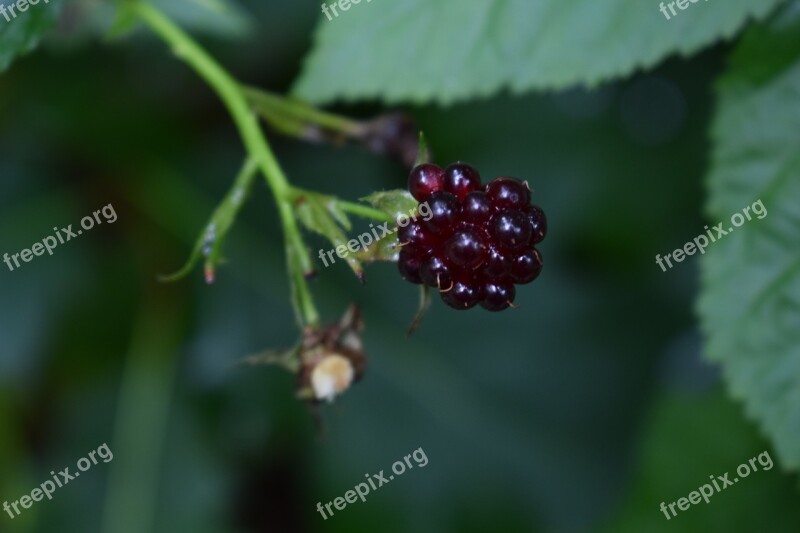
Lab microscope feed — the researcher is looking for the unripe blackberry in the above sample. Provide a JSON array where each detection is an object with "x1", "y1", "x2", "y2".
[
  {"x1": 421, "y1": 191, "x2": 460, "y2": 235},
  {"x1": 444, "y1": 230, "x2": 487, "y2": 269},
  {"x1": 419, "y1": 256, "x2": 452, "y2": 289},
  {"x1": 400, "y1": 165, "x2": 546, "y2": 311},
  {"x1": 492, "y1": 211, "x2": 532, "y2": 250},
  {"x1": 398, "y1": 220, "x2": 435, "y2": 252},
  {"x1": 443, "y1": 163, "x2": 482, "y2": 200},
  {"x1": 486, "y1": 177, "x2": 530, "y2": 210},
  {"x1": 527, "y1": 205, "x2": 547, "y2": 244},
  {"x1": 510, "y1": 248, "x2": 543, "y2": 284},
  {"x1": 462, "y1": 191, "x2": 492, "y2": 223},
  {"x1": 397, "y1": 249, "x2": 423, "y2": 284},
  {"x1": 480, "y1": 282, "x2": 516, "y2": 312},
  {"x1": 441, "y1": 279, "x2": 482, "y2": 310},
  {"x1": 484, "y1": 245, "x2": 509, "y2": 280},
  {"x1": 408, "y1": 164, "x2": 444, "y2": 202}
]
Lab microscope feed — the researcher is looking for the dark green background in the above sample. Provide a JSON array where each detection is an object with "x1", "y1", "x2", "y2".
[{"x1": 0, "y1": 2, "x2": 798, "y2": 532}]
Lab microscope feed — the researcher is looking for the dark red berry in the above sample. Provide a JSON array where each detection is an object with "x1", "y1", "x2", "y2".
[
  {"x1": 419, "y1": 256, "x2": 452, "y2": 289},
  {"x1": 510, "y1": 248, "x2": 543, "y2": 284},
  {"x1": 480, "y1": 282, "x2": 516, "y2": 312},
  {"x1": 492, "y1": 211, "x2": 532, "y2": 250},
  {"x1": 486, "y1": 177, "x2": 530, "y2": 210},
  {"x1": 443, "y1": 163, "x2": 481, "y2": 200},
  {"x1": 462, "y1": 191, "x2": 492, "y2": 223},
  {"x1": 408, "y1": 164, "x2": 444, "y2": 202},
  {"x1": 484, "y1": 246, "x2": 509, "y2": 279},
  {"x1": 397, "y1": 220, "x2": 435, "y2": 252},
  {"x1": 444, "y1": 230, "x2": 487, "y2": 269},
  {"x1": 402, "y1": 162, "x2": 546, "y2": 311},
  {"x1": 527, "y1": 205, "x2": 547, "y2": 244},
  {"x1": 397, "y1": 249, "x2": 423, "y2": 284},
  {"x1": 421, "y1": 191, "x2": 459, "y2": 235},
  {"x1": 440, "y1": 279, "x2": 481, "y2": 310}
]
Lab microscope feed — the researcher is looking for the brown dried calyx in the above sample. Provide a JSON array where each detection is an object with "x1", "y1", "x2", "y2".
[
  {"x1": 240, "y1": 306, "x2": 366, "y2": 402},
  {"x1": 296, "y1": 305, "x2": 367, "y2": 403}
]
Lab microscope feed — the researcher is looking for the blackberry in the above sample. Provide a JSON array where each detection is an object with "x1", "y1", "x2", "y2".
[
  {"x1": 421, "y1": 190, "x2": 460, "y2": 235},
  {"x1": 443, "y1": 163, "x2": 482, "y2": 200},
  {"x1": 441, "y1": 279, "x2": 482, "y2": 309},
  {"x1": 527, "y1": 205, "x2": 547, "y2": 244},
  {"x1": 510, "y1": 248, "x2": 543, "y2": 284},
  {"x1": 399, "y1": 163, "x2": 546, "y2": 311},
  {"x1": 492, "y1": 211, "x2": 532, "y2": 250},
  {"x1": 462, "y1": 191, "x2": 492, "y2": 223},
  {"x1": 408, "y1": 164, "x2": 444, "y2": 202},
  {"x1": 484, "y1": 245, "x2": 509, "y2": 279},
  {"x1": 486, "y1": 177, "x2": 530, "y2": 210},
  {"x1": 419, "y1": 256, "x2": 452, "y2": 289},
  {"x1": 397, "y1": 248, "x2": 423, "y2": 284},
  {"x1": 444, "y1": 230, "x2": 487, "y2": 269},
  {"x1": 398, "y1": 220, "x2": 435, "y2": 252},
  {"x1": 481, "y1": 281, "x2": 516, "y2": 312}
]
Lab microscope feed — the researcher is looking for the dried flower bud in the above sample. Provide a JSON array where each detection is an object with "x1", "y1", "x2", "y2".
[
  {"x1": 310, "y1": 354, "x2": 355, "y2": 402},
  {"x1": 296, "y1": 305, "x2": 367, "y2": 403}
]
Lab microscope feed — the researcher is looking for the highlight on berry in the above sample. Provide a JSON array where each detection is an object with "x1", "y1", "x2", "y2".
[{"x1": 398, "y1": 162, "x2": 546, "y2": 311}]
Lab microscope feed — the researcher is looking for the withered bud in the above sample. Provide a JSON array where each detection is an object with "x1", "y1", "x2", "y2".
[
  {"x1": 297, "y1": 305, "x2": 367, "y2": 403},
  {"x1": 356, "y1": 112, "x2": 421, "y2": 168},
  {"x1": 310, "y1": 354, "x2": 355, "y2": 402}
]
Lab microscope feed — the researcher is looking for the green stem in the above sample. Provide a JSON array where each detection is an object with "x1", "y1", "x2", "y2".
[
  {"x1": 245, "y1": 87, "x2": 363, "y2": 137},
  {"x1": 336, "y1": 200, "x2": 395, "y2": 222},
  {"x1": 133, "y1": 1, "x2": 319, "y2": 326},
  {"x1": 288, "y1": 187, "x2": 394, "y2": 222}
]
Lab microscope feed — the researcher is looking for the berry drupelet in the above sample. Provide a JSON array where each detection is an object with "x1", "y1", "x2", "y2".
[{"x1": 399, "y1": 162, "x2": 546, "y2": 311}]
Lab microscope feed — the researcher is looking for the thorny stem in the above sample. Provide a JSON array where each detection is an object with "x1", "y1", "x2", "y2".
[{"x1": 133, "y1": 2, "x2": 320, "y2": 325}]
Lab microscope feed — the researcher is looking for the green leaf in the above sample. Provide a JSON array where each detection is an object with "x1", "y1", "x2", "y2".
[
  {"x1": 360, "y1": 189, "x2": 418, "y2": 221},
  {"x1": 699, "y1": 6, "x2": 800, "y2": 471},
  {"x1": 106, "y1": 2, "x2": 139, "y2": 40},
  {"x1": 150, "y1": 0, "x2": 253, "y2": 38},
  {"x1": 0, "y1": 0, "x2": 63, "y2": 73},
  {"x1": 295, "y1": 192, "x2": 364, "y2": 281},
  {"x1": 161, "y1": 157, "x2": 258, "y2": 283},
  {"x1": 606, "y1": 390, "x2": 800, "y2": 532},
  {"x1": 293, "y1": 0, "x2": 783, "y2": 105}
]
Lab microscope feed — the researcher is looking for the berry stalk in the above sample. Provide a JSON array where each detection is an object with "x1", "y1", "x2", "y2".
[
  {"x1": 131, "y1": 1, "x2": 319, "y2": 325},
  {"x1": 244, "y1": 87, "x2": 364, "y2": 139}
]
